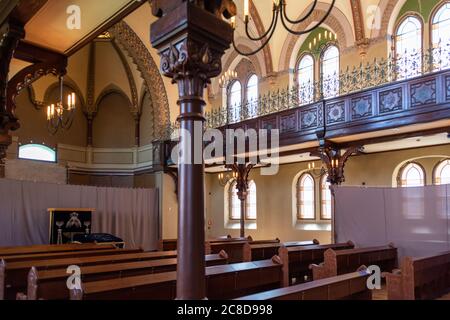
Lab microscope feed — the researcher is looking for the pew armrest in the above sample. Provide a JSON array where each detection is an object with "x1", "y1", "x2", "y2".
[
  {"x1": 383, "y1": 270, "x2": 404, "y2": 300},
  {"x1": 309, "y1": 263, "x2": 328, "y2": 280}
]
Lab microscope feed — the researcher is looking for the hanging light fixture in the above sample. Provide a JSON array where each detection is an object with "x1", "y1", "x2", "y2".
[
  {"x1": 232, "y1": 0, "x2": 336, "y2": 56},
  {"x1": 47, "y1": 76, "x2": 76, "y2": 135},
  {"x1": 219, "y1": 70, "x2": 238, "y2": 88},
  {"x1": 218, "y1": 169, "x2": 238, "y2": 187}
]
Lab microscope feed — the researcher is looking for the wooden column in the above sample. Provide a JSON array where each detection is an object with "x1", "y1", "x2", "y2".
[
  {"x1": 228, "y1": 163, "x2": 254, "y2": 238},
  {"x1": 150, "y1": 1, "x2": 235, "y2": 300}
]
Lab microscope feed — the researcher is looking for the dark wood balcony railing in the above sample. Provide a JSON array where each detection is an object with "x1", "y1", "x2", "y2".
[{"x1": 159, "y1": 45, "x2": 450, "y2": 147}]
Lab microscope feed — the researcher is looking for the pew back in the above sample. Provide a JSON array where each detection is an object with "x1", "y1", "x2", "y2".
[
  {"x1": 385, "y1": 251, "x2": 450, "y2": 300},
  {"x1": 3, "y1": 250, "x2": 178, "y2": 300},
  {"x1": 235, "y1": 270, "x2": 372, "y2": 300},
  {"x1": 311, "y1": 245, "x2": 397, "y2": 280},
  {"x1": 71, "y1": 257, "x2": 283, "y2": 300},
  {"x1": 279, "y1": 242, "x2": 355, "y2": 286},
  {"x1": 27, "y1": 252, "x2": 229, "y2": 300},
  {"x1": 1, "y1": 248, "x2": 142, "y2": 263},
  {"x1": 0, "y1": 243, "x2": 118, "y2": 256},
  {"x1": 242, "y1": 239, "x2": 319, "y2": 263}
]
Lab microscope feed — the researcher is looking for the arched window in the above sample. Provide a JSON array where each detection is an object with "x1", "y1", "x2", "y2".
[
  {"x1": 395, "y1": 16, "x2": 422, "y2": 79},
  {"x1": 432, "y1": 3, "x2": 450, "y2": 70},
  {"x1": 321, "y1": 45, "x2": 339, "y2": 98},
  {"x1": 228, "y1": 179, "x2": 257, "y2": 220},
  {"x1": 321, "y1": 175, "x2": 332, "y2": 220},
  {"x1": 434, "y1": 159, "x2": 450, "y2": 185},
  {"x1": 228, "y1": 80, "x2": 242, "y2": 122},
  {"x1": 18, "y1": 144, "x2": 56, "y2": 163},
  {"x1": 246, "y1": 74, "x2": 258, "y2": 118},
  {"x1": 400, "y1": 163, "x2": 425, "y2": 187},
  {"x1": 298, "y1": 54, "x2": 314, "y2": 104},
  {"x1": 297, "y1": 174, "x2": 315, "y2": 220}
]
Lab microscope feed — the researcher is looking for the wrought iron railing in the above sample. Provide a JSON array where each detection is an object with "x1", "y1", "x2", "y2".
[{"x1": 204, "y1": 42, "x2": 450, "y2": 129}]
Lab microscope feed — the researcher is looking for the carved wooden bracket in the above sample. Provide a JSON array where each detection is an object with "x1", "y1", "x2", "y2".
[
  {"x1": 0, "y1": 20, "x2": 25, "y2": 131},
  {"x1": 311, "y1": 143, "x2": 364, "y2": 185},
  {"x1": 226, "y1": 163, "x2": 254, "y2": 200},
  {"x1": 7, "y1": 41, "x2": 67, "y2": 130}
]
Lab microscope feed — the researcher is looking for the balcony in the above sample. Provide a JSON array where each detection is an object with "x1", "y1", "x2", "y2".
[{"x1": 201, "y1": 45, "x2": 450, "y2": 148}]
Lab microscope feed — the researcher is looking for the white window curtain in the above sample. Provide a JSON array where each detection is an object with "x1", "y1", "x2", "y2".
[
  {"x1": 335, "y1": 185, "x2": 450, "y2": 258},
  {"x1": 0, "y1": 179, "x2": 159, "y2": 251}
]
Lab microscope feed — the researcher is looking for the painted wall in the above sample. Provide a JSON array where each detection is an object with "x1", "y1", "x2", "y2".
[
  {"x1": 203, "y1": 144, "x2": 450, "y2": 244},
  {"x1": 93, "y1": 92, "x2": 135, "y2": 148}
]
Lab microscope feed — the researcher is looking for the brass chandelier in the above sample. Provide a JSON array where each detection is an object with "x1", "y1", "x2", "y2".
[
  {"x1": 231, "y1": 0, "x2": 336, "y2": 56},
  {"x1": 46, "y1": 76, "x2": 76, "y2": 135}
]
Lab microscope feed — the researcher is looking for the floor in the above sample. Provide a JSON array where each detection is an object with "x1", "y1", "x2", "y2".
[{"x1": 372, "y1": 285, "x2": 450, "y2": 300}]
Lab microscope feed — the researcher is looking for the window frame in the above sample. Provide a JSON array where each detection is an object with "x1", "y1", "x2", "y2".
[
  {"x1": 393, "y1": 14, "x2": 424, "y2": 79},
  {"x1": 433, "y1": 158, "x2": 450, "y2": 185},
  {"x1": 320, "y1": 174, "x2": 332, "y2": 221},
  {"x1": 227, "y1": 179, "x2": 257, "y2": 221},
  {"x1": 296, "y1": 53, "x2": 315, "y2": 104},
  {"x1": 430, "y1": 1, "x2": 450, "y2": 47},
  {"x1": 320, "y1": 44, "x2": 340, "y2": 98},
  {"x1": 296, "y1": 173, "x2": 316, "y2": 221},
  {"x1": 17, "y1": 143, "x2": 57, "y2": 163},
  {"x1": 245, "y1": 73, "x2": 259, "y2": 103},
  {"x1": 397, "y1": 162, "x2": 426, "y2": 188}
]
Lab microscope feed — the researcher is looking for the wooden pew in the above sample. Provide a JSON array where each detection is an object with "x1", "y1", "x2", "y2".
[
  {"x1": 243, "y1": 239, "x2": 320, "y2": 262},
  {"x1": 159, "y1": 236, "x2": 252, "y2": 252},
  {"x1": 235, "y1": 269, "x2": 372, "y2": 300},
  {"x1": 208, "y1": 238, "x2": 294, "y2": 263},
  {"x1": 279, "y1": 242, "x2": 355, "y2": 286},
  {"x1": 0, "y1": 243, "x2": 119, "y2": 257},
  {"x1": 3, "y1": 250, "x2": 179, "y2": 300},
  {"x1": 25, "y1": 251, "x2": 229, "y2": 300},
  {"x1": 1, "y1": 248, "x2": 142, "y2": 263},
  {"x1": 70, "y1": 256, "x2": 283, "y2": 300},
  {"x1": 310, "y1": 244, "x2": 398, "y2": 281},
  {"x1": 384, "y1": 251, "x2": 450, "y2": 300}
]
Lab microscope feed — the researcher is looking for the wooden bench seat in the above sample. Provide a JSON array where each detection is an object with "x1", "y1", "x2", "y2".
[
  {"x1": 70, "y1": 256, "x2": 283, "y2": 300},
  {"x1": 384, "y1": 251, "x2": 450, "y2": 300},
  {"x1": 208, "y1": 239, "x2": 306, "y2": 263},
  {"x1": 159, "y1": 236, "x2": 250, "y2": 251},
  {"x1": 1, "y1": 248, "x2": 142, "y2": 263},
  {"x1": 310, "y1": 244, "x2": 398, "y2": 281},
  {"x1": 25, "y1": 251, "x2": 229, "y2": 300},
  {"x1": 279, "y1": 242, "x2": 355, "y2": 286},
  {"x1": 235, "y1": 270, "x2": 372, "y2": 300},
  {"x1": 243, "y1": 239, "x2": 321, "y2": 263},
  {"x1": 1, "y1": 250, "x2": 179, "y2": 300},
  {"x1": 0, "y1": 243, "x2": 119, "y2": 257}
]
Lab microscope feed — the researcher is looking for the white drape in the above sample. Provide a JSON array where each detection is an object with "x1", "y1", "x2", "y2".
[
  {"x1": 0, "y1": 179, "x2": 159, "y2": 251},
  {"x1": 335, "y1": 185, "x2": 450, "y2": 258}
]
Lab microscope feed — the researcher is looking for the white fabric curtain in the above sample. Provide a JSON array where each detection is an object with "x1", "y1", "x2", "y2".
[
  {"x1": 335, "y1": 185, "x2": 450, "y2": 258},
  {"x1": 0, "y1": 179, "x2": 159, "y2": 251}
]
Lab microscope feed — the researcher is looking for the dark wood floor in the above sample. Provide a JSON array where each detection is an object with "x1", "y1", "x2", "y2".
[{"x1": 372, "y1": 285, "x2": 450, "y2": 300}]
